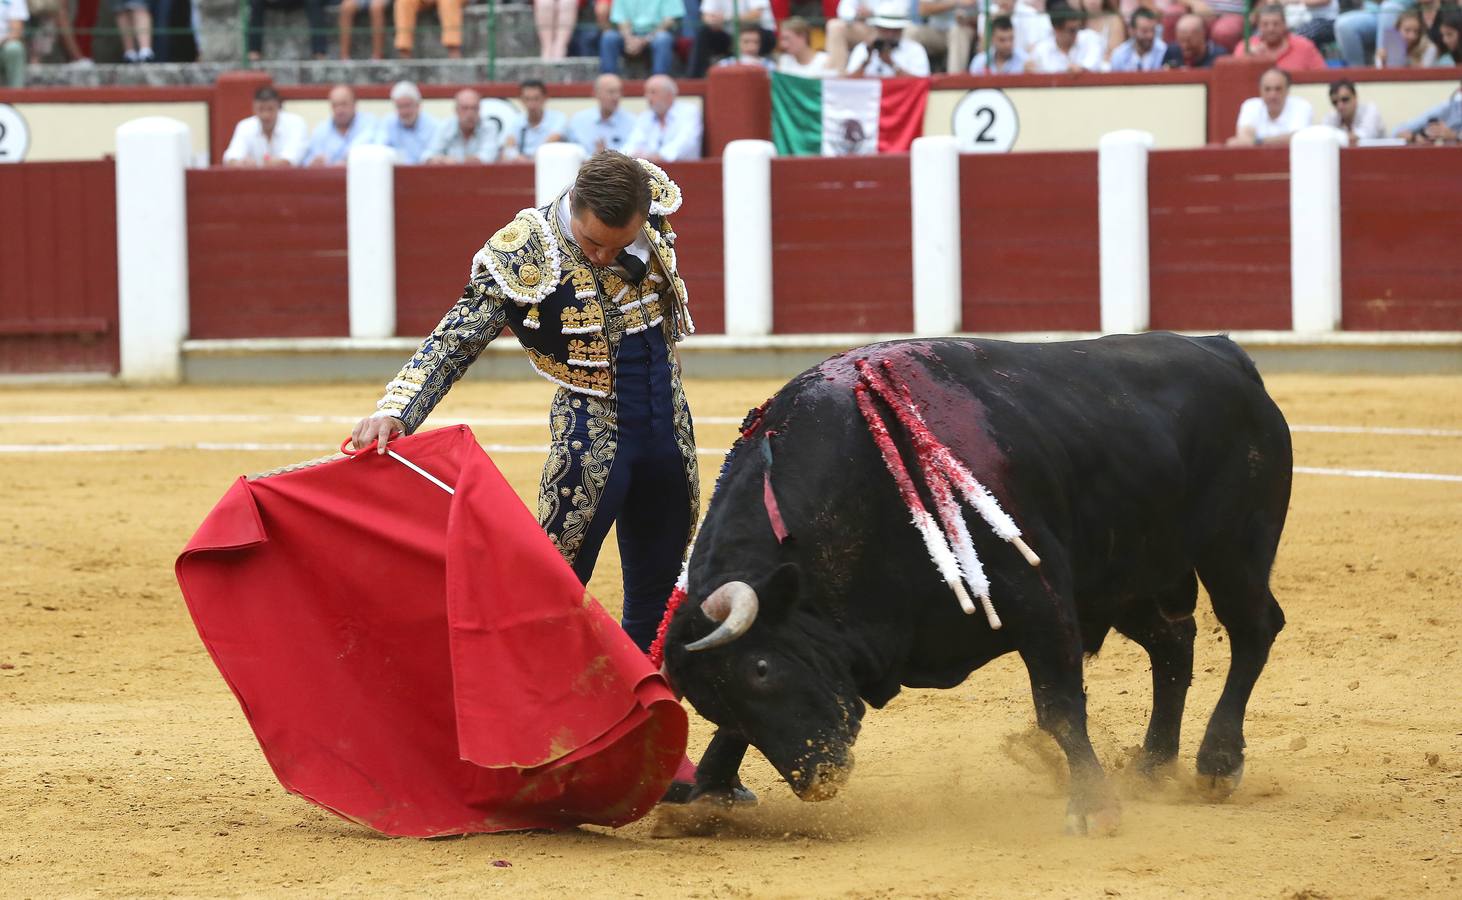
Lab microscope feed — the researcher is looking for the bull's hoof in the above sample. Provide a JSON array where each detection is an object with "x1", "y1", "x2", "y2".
[
  {"x1": 1195, "y1": 764, "x2": 1244, "y2": 802},
  {"x1": 660, "y1": 781, "x2": 757, "y2": 806},
  {"x1": 649, "y1": 791, "x2": 755, "y2": 838},
  {"x1": 1063, "y1": 803, "x2": 1122, "y2": 837}
]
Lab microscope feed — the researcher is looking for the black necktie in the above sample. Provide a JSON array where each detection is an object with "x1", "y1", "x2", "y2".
[{"x1": 616, "y1": 250, "x2": 647, "y2": 285}]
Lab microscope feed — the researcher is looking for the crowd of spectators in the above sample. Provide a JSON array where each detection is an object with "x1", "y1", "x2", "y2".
[
  {"x1": 1220, "y1": 64, "x2": 1461, "y2": 143},
  {"x1": 220, "y1": 75, "x2": 705, "y2": 167}
]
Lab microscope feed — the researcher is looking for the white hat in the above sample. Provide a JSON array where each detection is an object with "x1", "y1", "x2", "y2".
[{"x1": 867, "y1": 0, "x2": 911, "y2": 29}]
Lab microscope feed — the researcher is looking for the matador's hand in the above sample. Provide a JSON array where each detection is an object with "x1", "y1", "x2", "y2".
[{"x1": 351, "y1": 415, "x2": 404, "y2": 455}]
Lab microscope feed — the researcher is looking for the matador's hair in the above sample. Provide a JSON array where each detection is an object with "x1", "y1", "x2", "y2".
[{"x1": 571, "y1": 151, "x2": 653, "y2": 229}]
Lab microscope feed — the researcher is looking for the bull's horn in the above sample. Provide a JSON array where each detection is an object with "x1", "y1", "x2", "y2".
[{"x1": 684, "y1": 581, "x2": 759, "y2": 652}]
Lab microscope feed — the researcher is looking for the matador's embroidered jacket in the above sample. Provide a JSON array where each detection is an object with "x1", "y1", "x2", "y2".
[{"x1": 374, "y1": 160, "x2": 695, "y2": 432}]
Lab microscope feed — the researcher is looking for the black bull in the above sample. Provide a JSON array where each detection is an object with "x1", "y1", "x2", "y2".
[{"x1": 663, "y1": 333, "x2": 1292, "y2": 835}]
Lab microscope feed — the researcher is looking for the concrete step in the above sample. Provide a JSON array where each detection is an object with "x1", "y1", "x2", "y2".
[{"x1": 21, "y1": 56, "x2": 600, "y2": 87}]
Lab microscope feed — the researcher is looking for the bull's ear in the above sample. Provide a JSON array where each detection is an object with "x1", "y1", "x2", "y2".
[{"x1": 754, "y1": 562, "x2": 802, "y2": 623}]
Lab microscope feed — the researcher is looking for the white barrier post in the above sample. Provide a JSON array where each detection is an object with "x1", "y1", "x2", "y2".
[
  {"x1": 910, "y1": 136, "x2": 961, "y2": 335},
  {"x1": 1290, "y1": 126, "x2": 1344, "y2": 333},
  {"x1": 1098, "y1": 129, "x2": 1154, "y2": 334},
  {"x1": 347, "y1": 144, "x2": 397, "y2": 339},
  {"x1": 722, "y1": 139, "x2": 775, "y2": 337},
  {"x1": 536, "y1": 142, "x2": 587, "y2": 206},
  {"x1": 116, "y1": 118, "x2": 191, "y2": 384}
]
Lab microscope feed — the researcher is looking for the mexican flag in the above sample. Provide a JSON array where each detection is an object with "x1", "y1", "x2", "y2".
[{"x1": 771, "y1": 72, "x2": 930, "y2": 157}]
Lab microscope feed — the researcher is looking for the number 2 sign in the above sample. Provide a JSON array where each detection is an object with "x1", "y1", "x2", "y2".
[
  {"x1": 952, "y1": 89, "x2": 1018, "y2": 155},
  {"x1": 0, "y1": 104, "x2": 30, "y2": 164}
]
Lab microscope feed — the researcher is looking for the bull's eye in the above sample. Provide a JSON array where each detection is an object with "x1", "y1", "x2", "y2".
[{"x1": 755, "y1": 659, "x2": 769, "y2": 679}]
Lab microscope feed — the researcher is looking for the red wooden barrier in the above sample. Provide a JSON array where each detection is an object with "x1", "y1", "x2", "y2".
[
  {"x1": 1341, "y1": 147, "x2": 1462, "y2": 331},
  {"x1": 770, "y1": 155, "x2": 914, "y2": 333},
  {"x1": 659, "y1": 160, "x2": 725, "y2": 335},
  {"x1": 391, "y1": 165, "x2": 535, "y2": 336},
  {"x1": 0, "y1": 162, "x2": 119, "y2": 374},
  {"x1": 187, "y1": 168, "x2": 350, "y2": 339},
  {"x1": 1148, "y1": 148, "x2": 1291, "y2": 331},
  {"x1": 960, "y1": 152, "x2": 1100, "y2": 331}
]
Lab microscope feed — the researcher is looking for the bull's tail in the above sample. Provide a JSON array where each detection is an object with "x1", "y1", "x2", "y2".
[{"x1": 854, "y1": 358, "x2": 1041, "y2": 630}]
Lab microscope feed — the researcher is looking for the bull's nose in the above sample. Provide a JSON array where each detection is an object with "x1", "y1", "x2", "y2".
[{"x1": 790, "y1": 756, "x2": 854, "y2": 802}]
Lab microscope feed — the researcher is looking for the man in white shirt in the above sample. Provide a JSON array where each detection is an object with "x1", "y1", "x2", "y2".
[
  {"x1": 502, "y1": 79, "x2": 568, "y2": 162},
  {"x1": 1, "y1": 0, "x2": 26, "y2": 88},
  {"x1": 1226, "y1": 67, "x2": 1313, "y2": 146},
  {"x1": 222, "y1": 86, "x2": 310, "y2": 168},
  {"x1": 776, "y1": 15, "x2": 833, "y2": 76},
  {"x1": 846, "y1": 2, "x2": 933, "y2": 77},
  {"x1": 623, "y1": 74, "x2": 703, "y2": 162},
  {"x1": 570, "y1": 73, "x2": 636, "y2": 154},
  {"x1": 426, "y1": 88, "x2": 504, "y2": 164},
  {"x1": 1109, "y1": 7, "x2": 1167, "y2": 71},
  {"x1": 304, "y1": 84, "x2": 376, "y2": 167},
  {"x1": 1026, "y1": 4, "x2": 1106, "y2": 72},
  {"x1": 1322, "y1": 78, "x2": 1385, "y2": 145}
]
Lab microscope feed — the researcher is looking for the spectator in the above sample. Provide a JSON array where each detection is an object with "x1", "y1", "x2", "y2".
[
  {"x1": 1280, "y1": 0, "x2": 1340, "y2": 52},
  {"x1": 223, "y1": 86, "x2": 309, "y2": 167},
  {"x1": 1226, "y1": 67, "x2": 1313, "y2": 146},
  {"x1": 536, "y1": 0, "x2": 578, "y2": 60},
  {"x1": 248, "y1": 0, "x2": 327, "y2": 61},
  {"x1": 1335, "y1": 0, "x2": 1444, "y2": 68},
  {"x1": 1162, "y1": 11, "x2": 1227, "y2": 66},
  {"x1": 970, "y1": 13, "x2": 1027, "y2": 72},
  {"x1": 690, "y1": 0, "x2": 775, "y2": 77},
  {"x1": 600, "y1": 0, "x2": 682, "y2": 75},
  {"x1": 338, "y1": 0, "x2": 389, "y2": 59},
  {"x1": 1234, "y1": 3, "x2": 1327, "y2": 71},
  {"x1": 777, "y1": 15, "x2": 834, "y2": 76},
  {"x1": 1432, "y1": 6, "x2": 1460, "y2": 64},
  {"x1": 1, "y1": 0, "x2": 24, "y2": 87},
  {"x1": 426, "y1": 89, "x2": 502, "y2": 164},
  {"x1": 1382, "y1": 8, "x2": 1441, "y2": 65},
  {"x1": 622, "y1": 74, "x2": 703, "y2": 161},
  {"x1": 826, "y1": 0, "x2": 876, "y2": 72},
  {"x1": 304, "y1": 84, "x2": 375, "y2": 166},
  {"x1": 1026, "y1": 1, "x2": 1105, "y2": 71},
  {"x1": 372, "y1": 80, "x2": 441, "y2": 164},
  {"x1": 503, "y1": 79, "x2": 568, "y2": 162},
  {"x1": 1080, "y1": 0, "x2": 1127, "y2": 59},
  {"x1": 1394, "y1": 77, "x2": 1461, "y2": 143},
  {"x1": 1109, "y1": 6, "x2": 1165, "y2": 69},
  {"x1": 1323, "y1": 78, "x2": 1386, "y2": 144},
  {"x1": 715, "y1": 24, "x2": 774, "y2": 67},
  {"x1": 1162, "y1": 0, "x2": 1245, "y2": 53},
  {"x1": 570, "y1": 73, "x2": 635, "y2": 153},
  {"x1": 396, "y1": 0, "x2": 463, "y2": 59},
  {"x1": 907, "y1": 0, "x2": 980, "y2": 73},
  {"x1": 115, "y1": 0, "x2": 154, "y2": 62},
  {"x1": 25, "y1": 0, "x2": 90, "y2": 66},
  {"x1": 846, "y1": 0, "x2": 932, "y2": 76},
  {"x1": 989, "y1": 0, "x2": 1053, "y2": 56}
]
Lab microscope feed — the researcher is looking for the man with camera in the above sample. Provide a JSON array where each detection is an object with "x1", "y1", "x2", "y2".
[{"x1": 845, "y1": 0, "x2": 933, "y2": 76}]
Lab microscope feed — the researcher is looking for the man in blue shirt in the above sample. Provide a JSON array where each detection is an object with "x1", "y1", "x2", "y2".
[
  {"x1": 968, "y1": 15, "x2": 1027, "y2": 73},
  {"x1": 372, "y1": 81, "x2": 440, "y2": 165},
  {"x1": 623, "y1": 74, "x2": 703, "y2": 162},
  {"x1": 1110, "y1": 8, "x2": 1167, "y2": 72},
  {"x1": 1394, "y1": 79, "x2": 1462, "y2": 145},
  {"x1": 570, "y1": 74, "x2": 637, "y2": 154},
  {"x1": 601, "y1": 0, "x2": 684, "y2": 75},
  {"x1": 304, "y1": 84, "x2": 376, "y2": 167},
  {"x1": 503, "y1": 79, "x2": 570, "y2": 162}
]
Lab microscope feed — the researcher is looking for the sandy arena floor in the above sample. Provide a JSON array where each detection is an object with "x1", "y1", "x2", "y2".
[{"x1": 1, "y1": 373, "x2": 1460, "y2": 898}]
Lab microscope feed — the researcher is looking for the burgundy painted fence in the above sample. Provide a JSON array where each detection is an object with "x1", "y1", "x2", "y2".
[
  {"x1": 771, "y1": 155, "x2": 914, "y2": 333},
  {"x1": 1148, "y1": 148, "x2": 1292, "y2": 331},
  {"x1": 0, "y1": 162, "x2": 119, "y2": 374},
  {"x1": 187, "y1": 168, "x2": 350, "y2": 338},
  {"x1": 1341, "y1": 146, "x2": 1462, "y2": 331},
  {"x1": 960, "y1": 152, "x2": 1100, "y2": 331}
]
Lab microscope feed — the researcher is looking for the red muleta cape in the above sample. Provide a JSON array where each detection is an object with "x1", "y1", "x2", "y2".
[{"x1": 175, "y1": 425, "x2": 688, "y2": 837}]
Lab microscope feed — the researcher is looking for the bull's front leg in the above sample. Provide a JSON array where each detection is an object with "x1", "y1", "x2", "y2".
[
  {"x1": 1019, "y1": 641, "x2": 1121, "y2": 836},
  {"x1": 690, "y1": 728, "x2": 755, "y2": 805}
]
